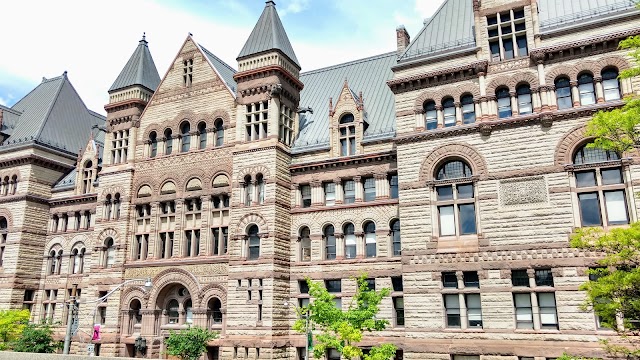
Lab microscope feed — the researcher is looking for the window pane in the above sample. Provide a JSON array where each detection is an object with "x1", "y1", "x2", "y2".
[
  {"x1": 343, "y1": 180, "x2": 355, "y2": 204},
  {"x1": 459, "y1": 204, "x2": 477, "y2": 235},
  {"x1": 575, "y1": 171, "x2": 596, "y2": 187},
  {"x1": 498, "y1": 96, "x2": 512, "y2": 118},
  {"x1": 511, "y1": 270, "x2": 530, "y2": 287},
  {"x1": 516, "y1": 35, "x2": 527, "y2": 56},
  {"x1": 605, "y1": 190, "x2": 628, "y2": 225},
  {"x1": 603, "y1": 78, "x2": 621, "y2": 101},
  {"x1": 363, "y1": 177, "x2": 376, "y2": 202},
  {"x1": 389, "y1": 175, "x2": 399, "y2": 199},
  {"x1": 601, "y1": 168, "x2": 622, "y2": 185},
  {"x1": 442, "y1": 272, "x2": 458, "y2": 288},
  {"x1": 457, "y1": 184, "x2": 474, "y2": 199},
  {"x1": 426, "y1": 110, "x2": 438, "y2": 130},
  {"x1": 579, "y1": 83, "x2": 596, "y2": 105},
  {"x1": 324, "y1": 183, "x2": 336, "y2": 205},
  {"x1": 439, "y1": 206, "x2": 456, "y2": 236},
  {"x1": 518, "y1": 93, "x2": 532, "y2": 114},
  {"x1": 463, "y1": 271, "x2": 480, "y2": 288},
  {"x1": 578, "y1": 192, "x2": 602, "y2": 226},
  {"x1": 503, "y1": 38, "x2": 514, "y2": 59},
  {"x1": 437, "y1": 186, "x2": 453, "y2": 200},
  {"x1": 345, "y1": 234, "x2": 357, "y2": 259}
]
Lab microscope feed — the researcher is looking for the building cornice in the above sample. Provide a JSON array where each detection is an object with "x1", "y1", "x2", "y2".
[
  {"x1": 387, "y1": 60, "x2": 488, "y2": 94},
  {"x1": 233, "y1": 65, "x2": 304, "y2": 92},
  {"x1": 49, "y1": 193, "x2": 98, "y2": 207},
  {"x1": 290, "y1": 151, "x2": 396, "y2": 174},
  {"x1": 0, "y1": 153, "x2": 73, "y2": 173}
]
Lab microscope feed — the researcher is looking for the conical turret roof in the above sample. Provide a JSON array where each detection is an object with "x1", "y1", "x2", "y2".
[
  {"x1": 109, "y1": 34, "x2": 161, "y2": 93},
  {"x1": 237, "y1": 1, "x2": 299, "y2": 68}
]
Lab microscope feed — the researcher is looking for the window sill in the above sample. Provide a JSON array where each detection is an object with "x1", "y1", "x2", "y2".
[{"x1": 513, "y1": 328, "x2": 560, "y2": 334}]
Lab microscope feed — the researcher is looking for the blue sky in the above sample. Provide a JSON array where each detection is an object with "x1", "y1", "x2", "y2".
[{"x1": 0, "y1": 0, "x2": 444, "y2": 114}]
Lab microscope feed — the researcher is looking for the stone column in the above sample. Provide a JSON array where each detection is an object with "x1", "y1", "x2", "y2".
[
  {"x1": 570, "y1": 81, "x2": 580, "y2": 107},
  {"x1": 374, "y1": 173, "x2": 389, "y2": 200},
  {"x1": 127, "y1": 126, "x2": 137, "y2": 162},
  {"x1": 174, "y1": 199, "x2": 184, "y2": 257},
  {"x1": 200, "y1": 195, "x2": 210, "y2": 256},
  {"x1": 292, "y1": 184, "x2": 301, "y2": 208},
  {"x1": 334, "y1": 179, "x2": 344, "y2": 205},
  {"x1": 251, "y1": 180, "x2": 259, "y2": 206},
  {"x1": 354, "y1": 176, "x2": 363, "y2": 203},
  {"x1": 103, "y1": 132, "x2": 113, "y2": 165},
  {"x1": 355, "y1": 231, "x2": 364, "y2": 259},
  {"x1": 436, "y1": 105, "x2": 444, "y2": 128},
  {"x1": 532, "y1": 88, "x2": 542, "y2": 113},
  {"x1": 594, "y1": 77, "x2": 605, "y2": 103},
  {"x1": 527, "y1": 269, "x2": 541, "y2": 329},
  {"x1": 415, "y1": 110, "x2": 425, "y2": 131},
  {"x1": 454, "y1": 102, "x2": 462, "y2": 125},
  {"x1": 206, "y1": 128, "x2": 214, "y2": 149},
  {"x1": 473, "y1": 100, "x2": 482, "y2": 122},
  {"x1": 510, "y1": 91, "x2": 519, "y2": 115},
  {"x1": 456, "y1": 272, "x2": 468, "y2": 330},
  {"x1": 311, "y1": 181, "x2": 323, "y2": 206},
  {"x1": 335, "y1": 233, "x2": 345, "y2": 260},
  {"x1": 150, "y1": 202, "x2": 160, "y2": 259}
]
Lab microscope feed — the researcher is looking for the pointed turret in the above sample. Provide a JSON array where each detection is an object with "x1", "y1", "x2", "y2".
[
  {"x1": 109, "y1": 33, "x2": 160, "y2": 94},
  {"x1": 237, "y1": 0, "x2": 300, "y2": 68}
]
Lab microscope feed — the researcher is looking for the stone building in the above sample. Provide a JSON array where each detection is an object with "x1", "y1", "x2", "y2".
[{"x1": 0, "y1": 0, "x2": 639, "y2": 358}]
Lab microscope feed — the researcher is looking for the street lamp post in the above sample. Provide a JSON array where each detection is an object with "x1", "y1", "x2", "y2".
[{"x1": 62, "y1": 278, "x2": 152, "y2": 355}]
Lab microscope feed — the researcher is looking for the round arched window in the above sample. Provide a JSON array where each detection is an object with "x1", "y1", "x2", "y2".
[{"x1": 436, "y1": 160, "x2": 472, "y2": 180}]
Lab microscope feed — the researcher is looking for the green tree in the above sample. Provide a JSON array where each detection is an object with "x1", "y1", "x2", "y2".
[
  {"x1": 165, "y1": 326, "x2": 218, "y2": 360},
  {"x1": 0, "y1": 309, "x2": 30, "y2": 350},
  {"x1": 12, "y1": 323, "x2": 60, "y2": 353},
  {"x1": 571, "y1": 224, "x2": 640, "y2": 359},
  {"x1": 293, "y1": 275, "x2": 396, "y2": 360},
  {"x1": 585, "y1": 31, "x2": 640, "y2": 154}
]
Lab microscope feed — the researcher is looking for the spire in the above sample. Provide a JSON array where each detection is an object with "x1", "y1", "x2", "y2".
[
  {"x1": 108, "y1": 33, "x2": 161, "y2": 93},
  {"x1": 237, "y1": 0, "x2": 300, "y2": 68}
]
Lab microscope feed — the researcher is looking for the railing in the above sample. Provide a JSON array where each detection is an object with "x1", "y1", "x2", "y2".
[{"x1": 540, "y1": 1, "x2": 637, "y2": 30}]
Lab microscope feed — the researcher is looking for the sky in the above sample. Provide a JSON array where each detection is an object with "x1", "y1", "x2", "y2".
[{"x1": 0, "y1": 0, "x2": 445, "y2": 114}]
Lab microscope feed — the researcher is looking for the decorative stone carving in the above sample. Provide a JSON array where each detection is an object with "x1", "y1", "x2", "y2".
[{"x1": 499, "y1": 176, "x2": 548, "y2": 207}]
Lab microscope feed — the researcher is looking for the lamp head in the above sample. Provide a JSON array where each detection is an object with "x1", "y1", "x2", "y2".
[{"x1": 144, "y1": 278, "x2": 152, "y2": 291}]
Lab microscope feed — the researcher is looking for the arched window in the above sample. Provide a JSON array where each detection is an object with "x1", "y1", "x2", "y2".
[
  {"x1": 256, "y1": 174, "x2": 265, "y2": 205},
  {"x1": 61, "y1": 214, "x2": 68, "y2": 232},
  {"x1": 2, "y1": 176, "x2": 8, "y2": 195},
  {"x1": 573, "y1": 143, "x2": 627, "y2": 227},
  {"x1": 104, "y1": 238, "x2": 115, "y2": 268},
  {"x1": 602, "y1": 68, "x2": 621, "y2": 101},
  {"x1": 391, "y1": 220, "x2": 401, "y2": 256},
  {"x1": 114, "y1": 193, "x2": 121, "y2": 220},
  {"x1": 244, "y1": 175, "x2": 253, "y2": 206},
  {"x1": 300, "y1": 227, "x2": 311, "y2": 262},
  {"x1": 52, "y1": 215, "x2": 59, "y2": 233},
  {"x1": 496, "y1": 87, "x2": 512, "y2": 118},
  {"x1": 461, "y1": 95, "x2": 475, "y2": 124},
  {"x1": 555, "y1": 77, "x2": 572, "y2": 109},
  {"x1": 436, "y1": 160, "x2": 472, "y2": 180},
  {"x1": 324, "y1": 225, "x2": 336, "y2": 260},
  {"x1": 180, "y1": 122, "x2": 191, "y2": 152},
  {"x1": 197, "y1": 122, "x2": 207, "y2": 150},
  {"x1": 10, "y1": 175, "x2": 17, "y2": 195},
  {"x1": 49, "y1": 250, "x2": 57, "y2": 275},
  {"x1": 578, "y1": 73, "x2": 596, "y2": 105},
  {"x1": 84, "y1": 210, "x2": 91, "y2": 230},
  {"x1": 344, "y1": 223, "x2": 356, "y2": 259},
  {"x1": 56, "y1": 250, "x2": 63, "y2": 274},
  {"x1": 364, "y1": 221, "x2": 376, "y2": 258},
  {"x1": 185, "y1": 299, "x2": 193, "y2": 324},
  {"x1": 208, "y1": 298, "x2": 223, "y2": 325},
  {"x1": 247, "y1": 225, "x2": 260, "y2": 260},
  {"x1": 164, "y1": 129, "x2": 173, "y2": 155},
  {"x1": 149, "y1": 131, "x2": 158, "y2": 158},
  {"x1": 435, "y1": 160, "x2": 476, "y2": 237},
  {"x1": 71, "y1": 248, "x2": 81, "y2": 274},
  {"x1": 82, "y1": 161, "x2": 93, "y2": 194},
  {"x1": 104, "y1": 194, "x2": 112, "y2": 220},
  {"x1": 0, "y1": 217, "x2": 6, "y2": 266},
  {"x1": 442, "y1": 97, "x2": 456, "y2": 127},
  {"x1": 424, "y1": 101, "x2": 437, "y2": 130},
  {"x1": 130, "y1": 299, "x2": 142, "y2": 325},
  {"x1": 339, "y1": 113, "x2": 356, "y2": 156},
  {"x1": 516, "y1": 84, "x2": 532, "y2": 115},
  {"x1": 167, "y1": 299, "x2": 179, "y2": 324},
  {"x1": 215, "y1": 119, "x2": 224, "y2": 147}
]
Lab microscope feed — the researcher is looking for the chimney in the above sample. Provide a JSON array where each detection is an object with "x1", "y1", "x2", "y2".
[{"x1": 396, "y1": 25, "x2": 410, "y2": 55}]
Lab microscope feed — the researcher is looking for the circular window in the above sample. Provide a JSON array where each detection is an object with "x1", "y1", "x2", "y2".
[{"x1": 178, "y1": 287, "x2": 189, "y2": 297}]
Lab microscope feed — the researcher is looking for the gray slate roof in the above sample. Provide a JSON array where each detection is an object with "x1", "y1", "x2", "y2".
[
  {"x1": 200, "y1": 45, "x2": 238, "y2": 93},
  {"x1": 109, "y1": 35, "x2": 161, "y2": 93},
  {"x1": 1, "y1": 73, "x2": 105, "y2": 155},
  {"x1": 538, "y1": 0, "x2": 638, "y2": 30},
  {"x1": 293, "y1": 52, "x2": 397, "y2": 153},
  {"x1": 237, "y1": 1, "x2": 300, "y2": 67},
  {"x1": 398, "y1": 0, "x2": 475, "y2": 62},
  {"x1": 0, "y1": 105, "x2": 21, "y2": 137},
  {"x1": 53, "y1": 126, "x2": 105, "y2": 190}
]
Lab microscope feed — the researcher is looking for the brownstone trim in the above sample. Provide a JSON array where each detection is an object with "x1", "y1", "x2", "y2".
[{"x1": 419, "y1": 142, "x2": 488, "y2": 182}]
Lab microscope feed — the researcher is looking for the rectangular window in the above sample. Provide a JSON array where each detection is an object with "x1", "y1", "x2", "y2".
[
  {"x1": 389, "y1": 175, "x2": 399, "y2": 199},
  {"x1": 605, "y1": 190, "x2": 628, "y2": 224},
  {"x1": 325, "y1": 280, "x2": 341, "y2": 293},
  {"x1": 439, "y1": 205, "x2": 456, "y2": 236},
  {"x1": 328, "y1": 349, "x2": 341, "y2": 360},
  {"x1": 333, "y1": 298, "x2": 342, "y2": 309},
  {"x1": 467, "y1": 294, "x2": 483, "y2": 328},
  {"x1": 299, "y1": 280, "x2": 309, "y2": 294},
  {"x1": 425, "y1": 109, "x2": 438, "y2": 130},
  {"x1": 393, "y1": 297, "x2": 405, "y2": 327},
  {"x1": 578, "y1": 192, "x2": 602, "y2": 226},
  {"x1": 345, "y1": 233, "x2": 356, "y2": 259},
  {"x1": 245, "y1": 102, "x2": 269, "y2": 141},
  {"x1": 343, "y1": 180, "x2": 355, "y2": 204},
  {"x1": 324, "y1": 182, "x2": 336, "y2": 206},
  {"x1": 442, "y1": 272, "x2": 458, "y2": 288},
  {"x1": 538, "y1": 292, "x2": 558, "y2": 329},
  {"x1": 511, "y1": 270, "x2": 530, "y2": 287},
  {"x1": 487, "y1": 8, "x2": 527, "y2": 61},
  {"x1": 444, "y1": 294, "x2": 461, "y2": 328},
  {"x1": 514, "y1": 293, "x2": 534, "y2": 329},
  {"x1": 392, "y1": 276, "x2": 403, "y2": 292},
  {"x1": 534, "y1": 269, "x2": 554, "y2": 287},
  {"x1": 300, "y1": 185, "x2": 311, "y2": 208},
  {"x1": 363, "y1": 177, "x2": 376, "y2": 202},
  {"x1": 463, "y1": 271, "x2": 480, "y2": 288}
]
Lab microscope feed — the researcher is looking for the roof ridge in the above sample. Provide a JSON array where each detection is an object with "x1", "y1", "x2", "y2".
[
  {"x1": 199, "y1": 45, "x2": 237, "y2": 72},
  {"x1": 301, "y1": 52, "x2": 396, "y2": 76},
  {"x1": 398, "y1": 0, "x2": 451, "y2": 60},
  {"x1": 31, "y1": 75, "x2": 66, "y2": 142}
]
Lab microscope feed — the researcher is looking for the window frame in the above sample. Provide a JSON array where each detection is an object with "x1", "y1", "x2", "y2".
[
  {"x1": 487, "y1": 8, "x2": 528, "y2": 61},
  {"x1": 339, "y1": 113, "x2": 356, "y2": 156},
  {"x1": 434, "y1": 161, "x2": 477, "y2": 238}
]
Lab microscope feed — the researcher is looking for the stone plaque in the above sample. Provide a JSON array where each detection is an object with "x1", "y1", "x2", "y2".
[
  {"x1": 499, "y1": 176, "x2": 547, "y2": 207},
  {"x1": 124, "y1": 263, "x2": 228, "y2": 280}
]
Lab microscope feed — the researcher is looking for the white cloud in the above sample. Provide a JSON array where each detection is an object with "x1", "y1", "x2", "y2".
[
  {"x1": 280, "y1": 0, "x2": 310, "y2": 17},
  {"x1": 414, "y1": 0, "x2": 443, "y2": 22},
  {"x1": 0, "y1": 96, "x2": 7, "y2": 107}
]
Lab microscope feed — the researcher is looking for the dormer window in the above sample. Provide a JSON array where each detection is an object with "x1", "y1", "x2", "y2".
[
  {"x1": 487, "y1": 8, "x2": 527, "y2": 61},
  {"x1": 183, "y1": 59, "x2": 193, "y2": 86},
  {"x1": 279, "y1": 105, "x2": 294, "y2": 145},
  {"x1": 339, "y1": 113, "x2": 356, "y2": 156},
  {"x1": 82, "y1": 161, "x2": 94, "y2": 194}
]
